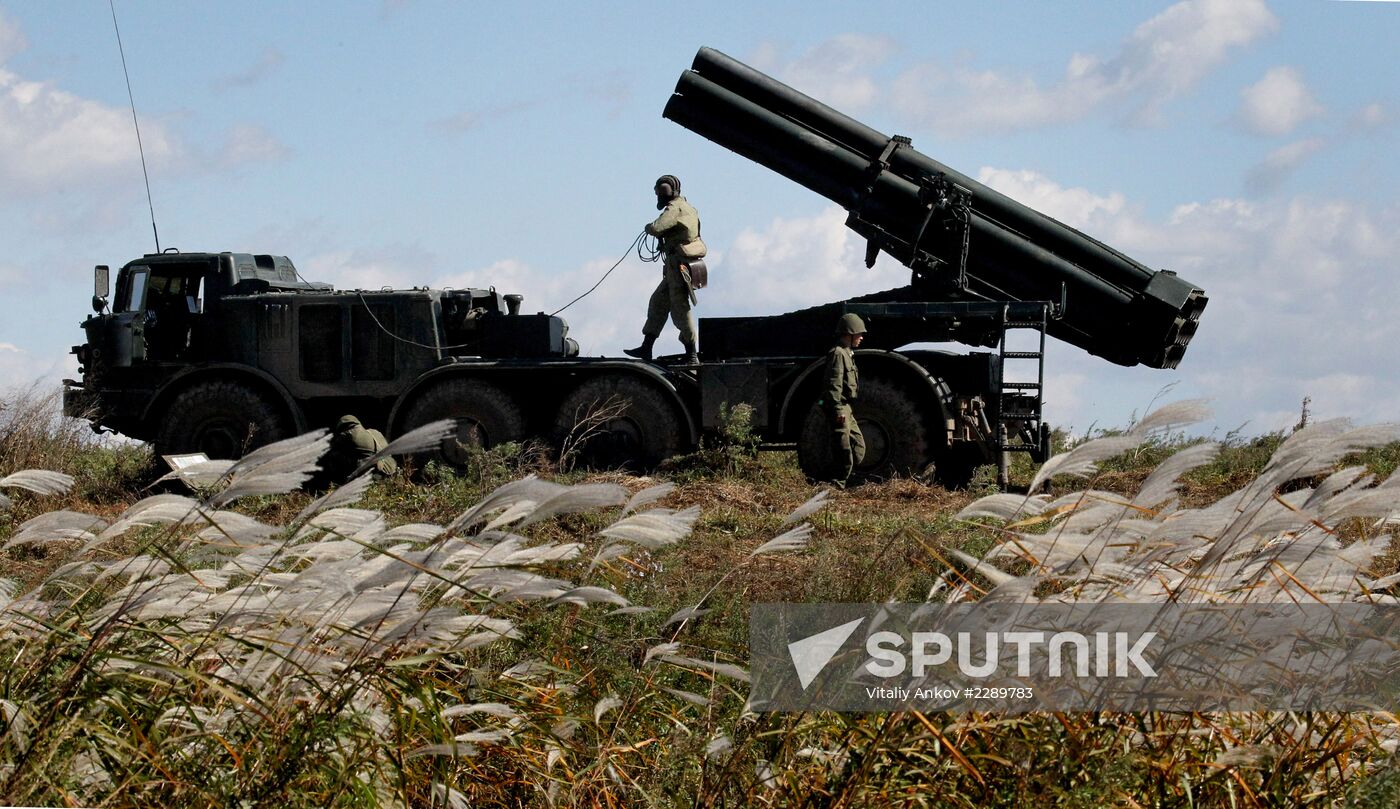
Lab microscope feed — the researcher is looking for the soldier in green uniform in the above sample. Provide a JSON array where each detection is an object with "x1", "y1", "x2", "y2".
[
  {"x1": 824, "y1": 313, "x2": 867, "y2": 487},
  {"x1": 320, "y1": 414, "x2": 397, "y2": 485},
  {"x1": 625, "y1": 175, "x2": 707, "y2": 365}
]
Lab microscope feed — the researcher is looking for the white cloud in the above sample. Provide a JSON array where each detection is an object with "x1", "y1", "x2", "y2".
[
  {"x1": 1353, "y1": 101, "x2": 1391, "y2": 131},
  {"x1": 1236, "y1": 66, "x2": 1323, "y2": 136},
  {"x1": 976, "y1": 168, "x2": 1128, "y2": 229},
  {"x1": 216, "y1": 123, "x2": 291, "y2": 167},
  {"x1": 302, "y1": 245, "x2": 440, "y2": 291},
  {"x1": 300, "y1": 246, "x2": 644, "y2": 355},
  {"x1": 977, "y1": 167, "x2": 1400, "y2": 429},
  {"x1": 0, "y1": 67, "x2": 179, "y2": 195},
  {"x1": 210, "y1": 47, "x2": 285, "y2": 92},
  {"x1": 891, "y1": 0, "x2": 1278, "y2": 135},
  {"x1": 0, "y1": 9, "x2": 26, "y2": 63},
  {"x1": 712, "y1": 206, "x2": 910, "y2": 316},
  {"x1": 750, "y1": 34, "x2": 896, "y2": 110},
  {"x1": 0, "y1": 14, "x2": 284, "y2": 206},
  {"x1": 1042, "y1": 372, "x2": 1088, "y2": 431},
  {"x1": 1243, "y1": 137, "x2": 1325, "y2": 194},
  {"x1": 0, "y1": 342, "x2": 77, "y2": 395}
]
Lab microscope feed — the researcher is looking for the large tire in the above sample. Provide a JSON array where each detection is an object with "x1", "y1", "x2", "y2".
[
  {"x1": 932, "y1": 444, "x2": 986, "y2": 490},
  {"x1": 155, "y1": 380, "x2": 292, "y2": 460},
  {"x1": 554, "y1": 375, "x2": 682, "y2": 471},
  {"x1": 797, "y1": 377, "x2": 935, "y2": 483},
  {"x1": 399, "y1": 378, "x2": 525, "y2": 469}
]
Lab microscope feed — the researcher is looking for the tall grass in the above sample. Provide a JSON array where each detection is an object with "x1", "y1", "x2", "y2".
[
  {"x1": 0, "y1": 385, "x2": 149, "y2": 508},
  {"x1": 0, "y1": 420, "x2": 819, "y2": 807},
  {"x1": 4, "y1": 400, "x2": 1400, "y2": 806}
]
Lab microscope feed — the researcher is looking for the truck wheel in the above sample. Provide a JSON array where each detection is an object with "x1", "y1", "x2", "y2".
[
  {"x1": 554, "y1": 375, "x2": 681, "y2": 470},
  {"x1": 797, "y1": 377, "x2": 933, "y2": 483},
  {"x1": 399, "y1": 378, "x2": 525, "y2": 469},
  {"x1": 156, "y1": 380, "x2": 292, "y2": 460},
  {"x1": 932, "y1": 445, "x2": 986, "y2": 490}
]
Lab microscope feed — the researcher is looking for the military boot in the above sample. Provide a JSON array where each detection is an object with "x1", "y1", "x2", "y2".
[
  {"x1": 681, "y1": 339, "x2": 699, "y2": 366},
  {"x1": 623, "y1": 334, "x2": 656, "y2": 361}
]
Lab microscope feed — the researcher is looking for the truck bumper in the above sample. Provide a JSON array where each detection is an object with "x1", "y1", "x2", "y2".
[
  {"x1": 62, "y1": 381, "x2": 149, "y2": 438},
  {"x1": 62, "y1": 380, "x2": 96, "y2": 419}
]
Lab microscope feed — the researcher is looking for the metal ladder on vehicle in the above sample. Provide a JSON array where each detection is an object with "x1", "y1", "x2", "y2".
[{"x1": 995, "y1": 302, "x2": 1050, "y2": 488}]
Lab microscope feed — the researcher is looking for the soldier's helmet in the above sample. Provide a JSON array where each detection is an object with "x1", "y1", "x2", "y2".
[
  {"x1": 335, "y1": 415, "x2": 362, "y2": 433},
  {"x1": 837, "y1": 313, "x2": 867, "y2": 336},
  {"x1": 654, "y1": 174, "x2": 681, "y2": 196}
]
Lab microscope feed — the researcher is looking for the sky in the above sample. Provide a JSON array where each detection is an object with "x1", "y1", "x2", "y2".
[{"x1": 1, "y1": 0, "x2": 1398, "y2": 437}]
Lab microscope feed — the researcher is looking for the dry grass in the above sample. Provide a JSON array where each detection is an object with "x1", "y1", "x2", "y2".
[{"x1": 5, "y1": 399, "x2": 1400, "y2": 806}]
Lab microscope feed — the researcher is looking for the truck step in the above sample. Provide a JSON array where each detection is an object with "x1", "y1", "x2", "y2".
[
  {"x1": 1001, "y1": 351, "x2": 1043, "y2": 359},
  {"x1": 1001, "y1": 382, "x2": 1041, "y2": 390},
  {"x1": 999, "y1": 444, "x2": 1037, "y2": 453},
  {"x1": 1004, "y1": 321, "x2": 1046, "y2": 328}
]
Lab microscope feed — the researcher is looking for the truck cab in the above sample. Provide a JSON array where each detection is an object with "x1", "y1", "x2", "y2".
[{"x1": 64, "y1": 250, "x2": 587, "y2": 461}]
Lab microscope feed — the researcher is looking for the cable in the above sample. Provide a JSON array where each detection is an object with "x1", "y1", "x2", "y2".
[
  {"x1": 636, "y1": 232, "x2": 663, "y2": 264},
  {"x1": 358, "y1": 228, "x2": 656, "y2": 347},
  {"x1": 355, "y1": 291, "x2": 477, "y2": 351},
  {"x1": 549, "y1": 230, "x2": 648, "y2": 316},
  {"x1": 109, "y1": 0, "x2": 160, "y2": 254}
]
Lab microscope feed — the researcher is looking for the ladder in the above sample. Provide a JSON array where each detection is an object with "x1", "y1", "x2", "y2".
[{"x1": 995, "y1": 301, "x2": 1050, "y2": 488}]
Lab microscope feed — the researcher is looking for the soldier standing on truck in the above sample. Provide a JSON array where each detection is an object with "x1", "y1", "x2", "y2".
[
  {"x1": 824, "y1": 313, "x2": 867, "y2": 487},
  {"x1": 624, "y1": 174, "x2": 707, "y2": 365}
]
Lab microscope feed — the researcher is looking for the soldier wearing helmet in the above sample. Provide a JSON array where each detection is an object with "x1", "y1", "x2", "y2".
[
  {"x1": 625, "y1": 175, "x2": 707, "y2": 365},
  {"x1": 318, "y1": 414, "x2": 397, "y2": 485},
  {"x1": 823, "y1": 313, "x2": 867, "y2": 486}
]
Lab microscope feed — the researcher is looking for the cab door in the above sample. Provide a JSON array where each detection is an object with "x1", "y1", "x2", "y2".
[{"x1": 109, "y1": 265, "x2": 150, "y2": 365}]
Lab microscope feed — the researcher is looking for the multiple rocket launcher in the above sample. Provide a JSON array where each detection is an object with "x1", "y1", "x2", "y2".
[{"x1": 663, "y1": 47, "x2": 1207, "y2": 370}]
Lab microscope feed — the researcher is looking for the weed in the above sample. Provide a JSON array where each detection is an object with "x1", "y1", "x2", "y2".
[{"x1": 5, "y1": 401, "x2": 1400, "y2": 806}]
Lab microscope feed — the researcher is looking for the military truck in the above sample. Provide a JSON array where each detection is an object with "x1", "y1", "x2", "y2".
[{"x1": 63, "y1": 48, "x2": 1207, "y2": 487}]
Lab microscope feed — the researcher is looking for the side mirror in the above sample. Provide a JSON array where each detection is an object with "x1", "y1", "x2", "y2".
[{"x1": 93, "y1": 265, "x2": 110, "y2": 313}]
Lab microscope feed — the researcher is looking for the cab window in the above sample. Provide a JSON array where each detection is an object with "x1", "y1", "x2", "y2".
[
  {"x1": 119, "y1": 267, "x2": 149, "y2": 313},
  {"x1": 142, "y1": 263, "x2": 208, "y2": 361}
]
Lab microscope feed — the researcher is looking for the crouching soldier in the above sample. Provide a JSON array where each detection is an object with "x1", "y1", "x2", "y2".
[
  {"x1": 319, "y1": 414, "x2": 397, "y2": 485},
  {"x1": 825, "y1": 314, "x2": 867, "y2": 487}
]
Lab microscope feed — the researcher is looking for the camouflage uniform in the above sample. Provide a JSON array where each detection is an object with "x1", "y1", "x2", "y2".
[
  {"x1": 642, "y1": 195, "x2": 703, "y2": 345},
  {"x1": 323, "y1": 415, "x2": 397, "y2": 483},
  {"x1": 824, "y1": 342, "x2": 865, "y2": 484}
]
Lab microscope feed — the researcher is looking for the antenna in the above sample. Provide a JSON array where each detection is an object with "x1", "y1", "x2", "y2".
[{"x1": 108, "y1": 0, "x2": 160, "y2": 253}]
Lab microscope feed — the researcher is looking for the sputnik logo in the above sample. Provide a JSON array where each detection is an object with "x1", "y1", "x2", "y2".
[{"x1": 787, "y1": 618, "x2": 864, "y2": 689}]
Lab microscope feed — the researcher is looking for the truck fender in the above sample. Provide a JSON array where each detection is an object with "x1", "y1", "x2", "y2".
[
  {"x1": 143, "y1": 364, "x2": 307, "y2": 434},
  {"x1": 580, "y1": 361, "x2": 700, "y2": 445},
  {"x1": 387, "y1": 361, "x2": 700, "y2": 445},
  {"x1": 776, "y1": 349, "x2": 953, "y2": 437}
]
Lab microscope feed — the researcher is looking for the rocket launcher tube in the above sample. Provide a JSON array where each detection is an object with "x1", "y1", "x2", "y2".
[
  {"x1": 666, "y1": 69, "x2": 1130, "y2": 310},
  {"x1": 687, "y1": 47, "x2": 1158, "y2": 284},
  {"x1": 666, "y1": 47, "x2": 1207, "y2": 369},
  {"x1": 666, "y1": 71, "x2": 1150, "y2": 367}
]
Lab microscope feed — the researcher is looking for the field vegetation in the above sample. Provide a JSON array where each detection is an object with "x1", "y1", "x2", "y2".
[{"x1": 3, "y1": 386, "x2": 1400, "y2": 807}]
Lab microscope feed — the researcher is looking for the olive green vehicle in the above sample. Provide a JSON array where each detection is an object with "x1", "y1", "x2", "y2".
[
  {"x1": 62, "y1": 249, "x2": 1025, "y2": 487},
  {"x1": 64, "y1": 250, "x2": 694, "y2": 472},
  {"x1": 64, "y1": 49, "x2": 1207, "y2": 487}
]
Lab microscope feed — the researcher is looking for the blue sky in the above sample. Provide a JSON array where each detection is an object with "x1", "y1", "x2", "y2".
[{"x1": 2, "y1": 0, "x2": 1398, "y2": 435}]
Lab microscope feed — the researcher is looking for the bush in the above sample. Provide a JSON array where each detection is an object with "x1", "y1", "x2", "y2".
[{"x1": 661, "y1": 402, "x2": 763, "y2": 480}]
